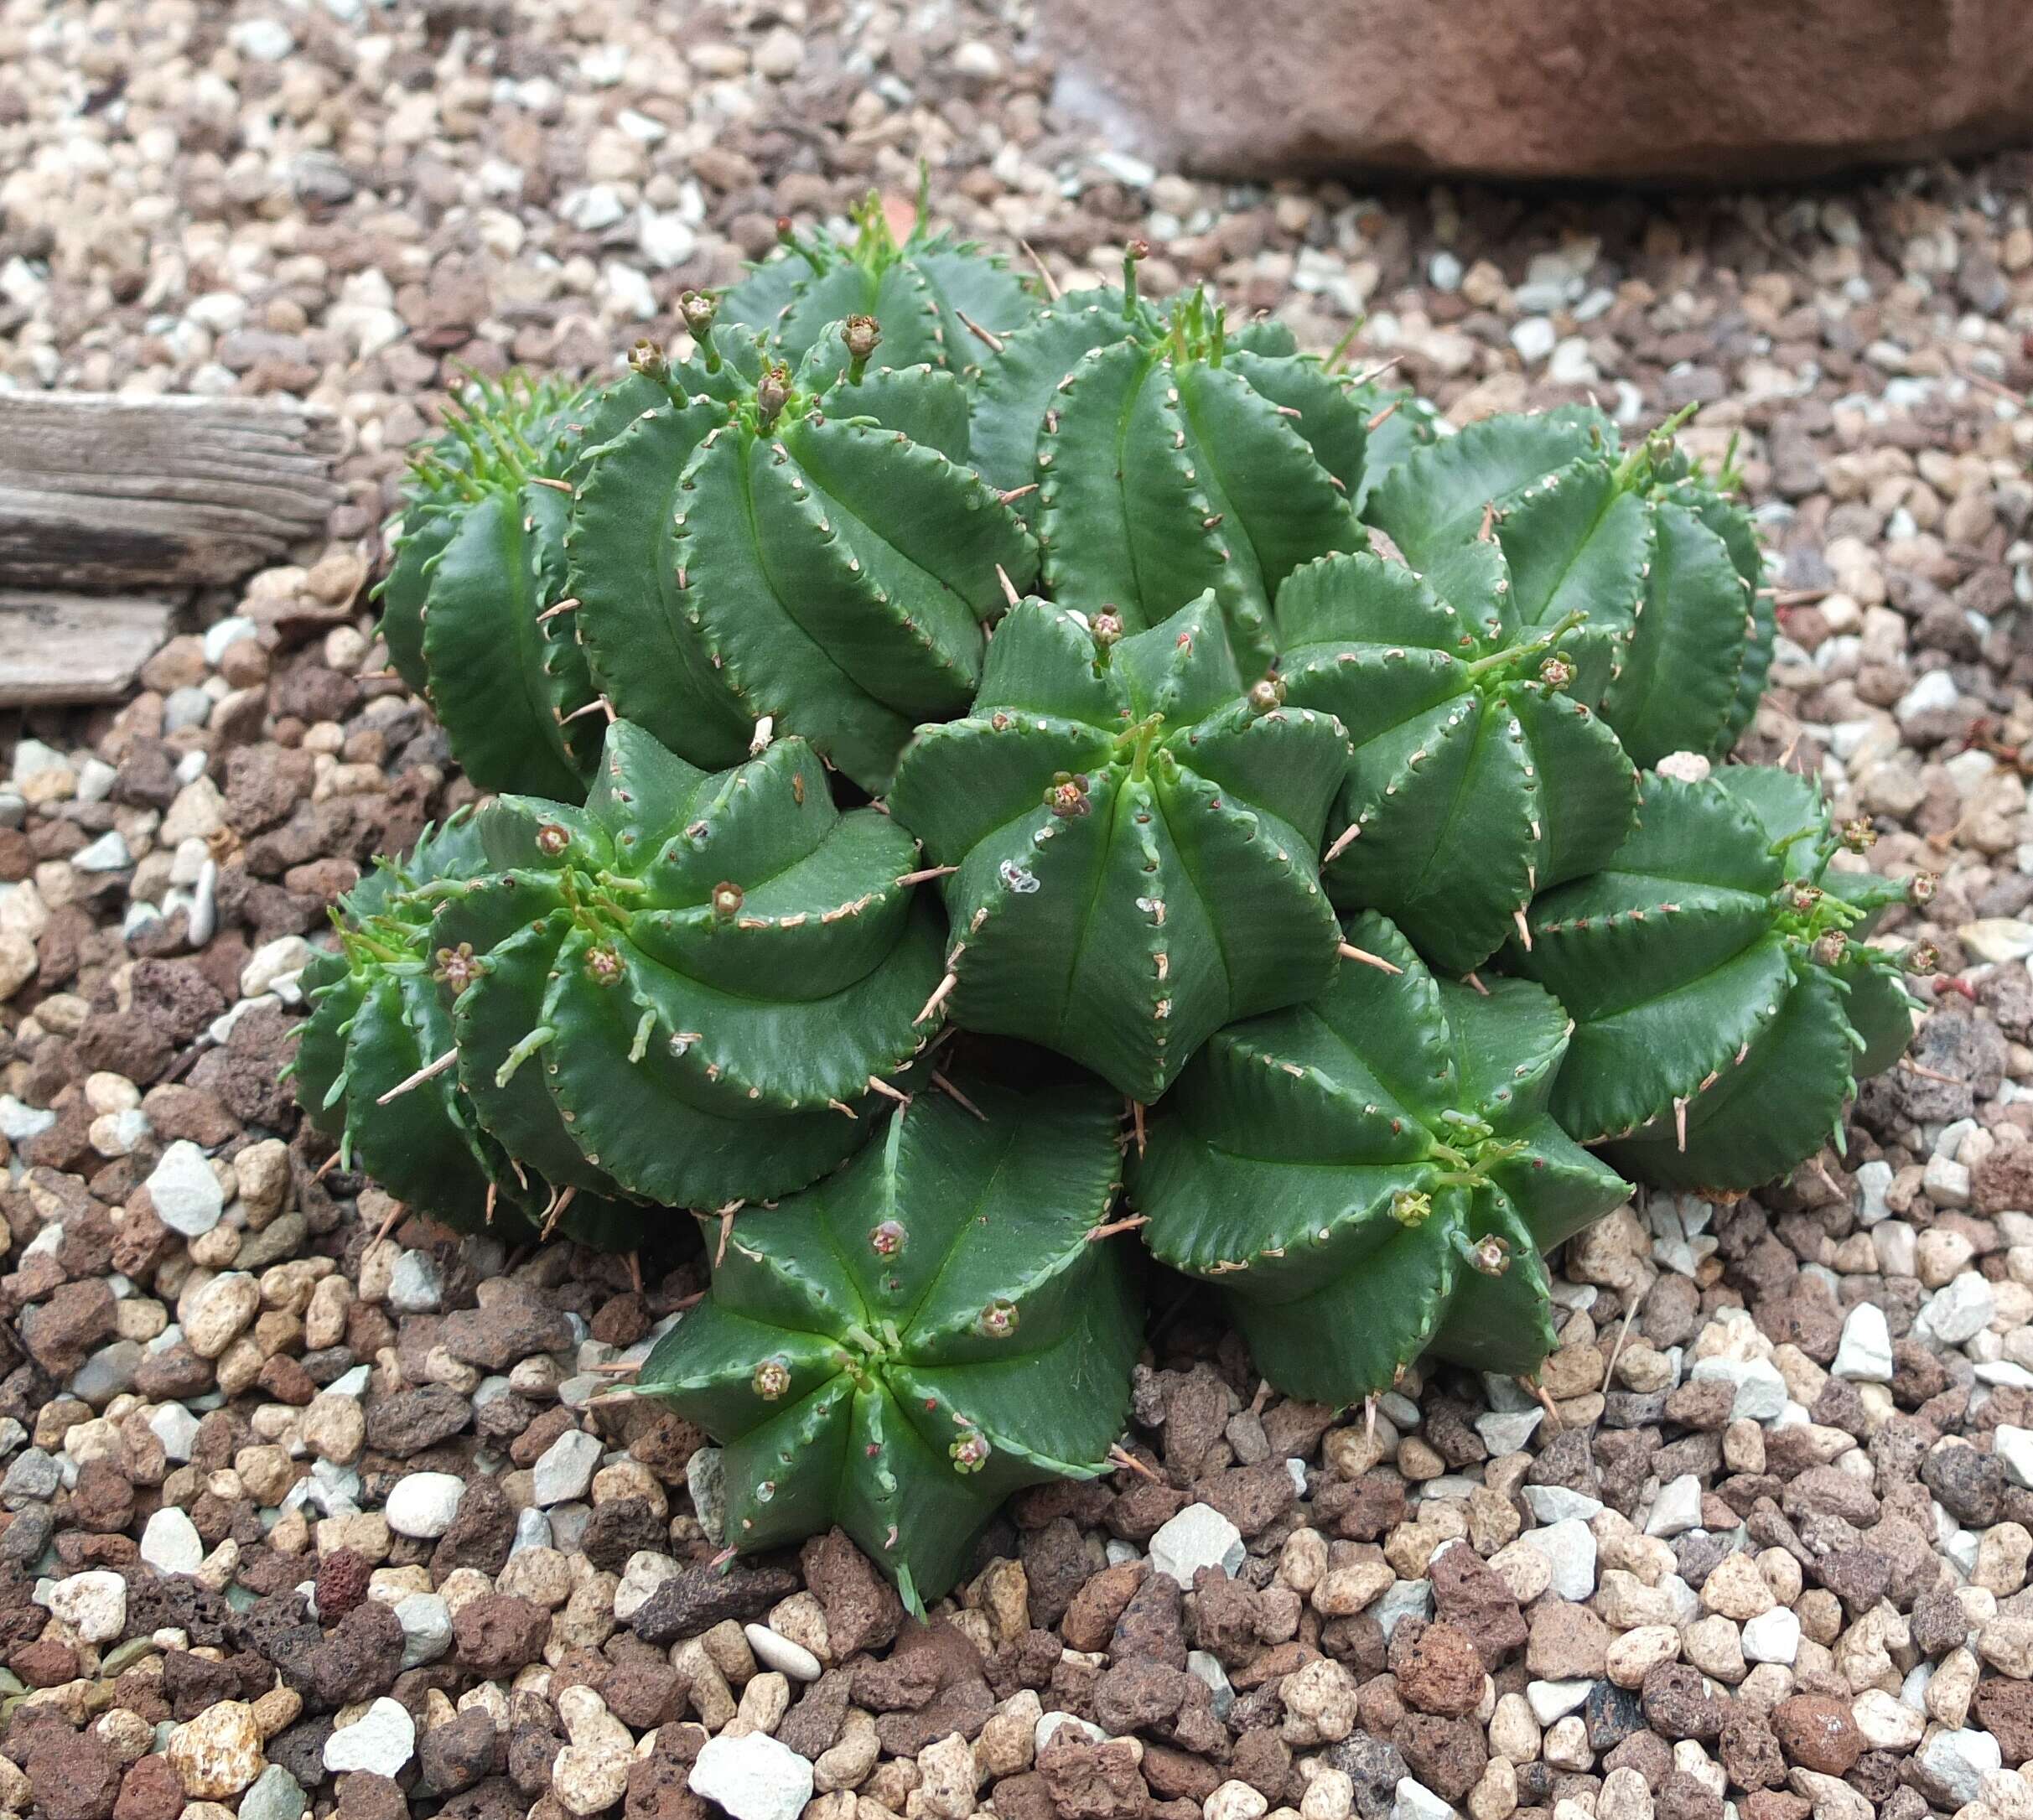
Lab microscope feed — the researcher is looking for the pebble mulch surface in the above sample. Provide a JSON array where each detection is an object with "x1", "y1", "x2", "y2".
[{"x1": 4, "y1": 5, "x2": 2033, "y2": 1820}]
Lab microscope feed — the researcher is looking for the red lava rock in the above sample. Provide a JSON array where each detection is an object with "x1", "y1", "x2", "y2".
[
  {"x1": 1975, "y1": 1677, "x2": 2033, "y2": 1761},
  {"x1": 1036, "y1": 1732, "x2": 1153, "y2": 1820},
  {"x1": 418, "y1": 1703, "x2": 501, "y2": 1795},
  {"x1": 1391, "y1": 1713, "x2": 1487, "y2": 1803},
  {"x1": 1429, "y1": 1543, "x2": 1527, "y2": 1669},
  {"x1": 1061, "y1": 1561, "x2": 1147, "y2": 1653},
  {"x1": 21, "y1": 1278, "x2": 117, "y2": 1376},
  {"x1": 1393, "y1": 1620, "x2": 1486, "y2": 1717},
  {"x1": 1770, "y1": 1693, "x2": 1864, "y2": 1775},
  {"x1": 29, "y1": 1729, "x2": 122, "y2": 1820},
  {"x1": 110, "y1": 1754, "x2": 180, "y2": 1820},
  {"x1": 315, "y1": 1547, "x2": 373, "y2": 1621},
  {"x1": 453, "y1": 1593, "x2": 552, "y2": 1676},
  {"x1": 8, "y1": 1636, "x2": 81, "y2": 1688},
  {"x1": 800, "y1": 1527, "x2": 905, "y2": 1658}
]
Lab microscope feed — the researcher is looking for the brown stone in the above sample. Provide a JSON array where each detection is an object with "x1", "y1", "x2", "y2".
[
  {"x1": 1393, "y1": 1621, "x2": 1485, "y2": 1717},
  {"x1": 453, "y1": 1594, "x2": 552, "y2": 1676},
  {"x1": 31, "y1": 1731, "x2": 121, "y2": 1820},
  {"x1": 111, "y1": 1755, "x2": 181, "y2": 1820},
  {"x1": 1770, "y1": 1693, "x2": 1864, "y2": 1776},
  {"x1": 1041, "y1": 0, "x2": 2033, "y2": 183},
  {"x1": 799, "y1": 1529, "x2": 904, "y2": 1659}
]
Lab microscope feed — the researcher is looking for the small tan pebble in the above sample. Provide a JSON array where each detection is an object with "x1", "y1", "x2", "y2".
[{"x1": 252, "y1": 1687, "x2": 302, "y2": 1739}]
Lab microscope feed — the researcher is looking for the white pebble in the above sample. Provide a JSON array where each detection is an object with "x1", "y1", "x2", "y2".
[
  {"x1": 385, "y1": 1471, "x2": 465, "y2": 1538},
  {"x1": 324, "y1": 1698, "x2": 415, "y2": 1777},
  {"x1": 1149, "y1": 1503, "x2": 1245, "y2": 1584},
  {"x1": 1832, "y1": 1304, "x2": 1894, "y2": 1382},
  {"x1": 687, "y1": 1730, "x2": 814, "y2": 1820},
  {"x1": 743, "y1": 1622, "x2": 822, "y2": 1682},
  {"x1": 148, "y1": 1141, "x2": 224, "y2": 1237},
  {"x1": 140, "y1": 1506, "x2": 204, "y2": 1576}
]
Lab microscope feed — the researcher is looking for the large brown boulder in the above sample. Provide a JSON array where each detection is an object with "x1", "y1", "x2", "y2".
[{"x1": 1040, "y1": 0, "x2": 2033, "y2": 181}]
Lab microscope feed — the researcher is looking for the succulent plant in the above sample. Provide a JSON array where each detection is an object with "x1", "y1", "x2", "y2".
[
  {"x1": 325, "y1": 193, "x2": 1925, "y2": 1601},
  {"x1": 293, "y1": 816, "x2": 641, "y2": 1247},
  {"x1": 1365, "y1": 406, "x2": 1768, "y2": 765},
  {"x1": 1130, "y1": 912, "x2": 1628, "y2": 1403},
  {"x1": 634, "y1": 1074, "x2": 1138, "y2": 1609},
  {"x1": 1277, "y1": 545, "x2": 1639, "y2": 972},
  {"x1": 1508, "y1": 765, "x2": 1927, "y2": 1193},
  {"x1": 377, "y1": 373, "x2": 609, "y2": 800},
  {"x1": 889, "y1": 594, "x2": 1350, "y2": 1102},
  {"x1": 426, "y1": 720, "x2": 947, "y2": 1210},
  {"x1": 970, "y1": 258, "x2": 1373, "y2": 670},
  {"x1": 567, "y1": 310, "x2": 1040, "y2": 792},
  {"x1": 718, "y1": 185, "x2": 1035, "y2": 373}
]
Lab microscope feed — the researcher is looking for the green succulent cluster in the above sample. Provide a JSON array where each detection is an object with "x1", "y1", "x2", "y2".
[{"x1": 312, "y1": 198, "x2": 1931, "y2": 1605}]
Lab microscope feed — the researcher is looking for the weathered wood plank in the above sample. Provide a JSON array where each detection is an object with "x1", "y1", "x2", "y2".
[
  {"x1": 0, "y1": 592, "x2": 176, "y2": 707},
  {"x1": 0, "y1": 393, "x2": 345, "y2": 592}
]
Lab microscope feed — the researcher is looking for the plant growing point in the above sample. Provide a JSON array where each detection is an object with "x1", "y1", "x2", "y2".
[
  {"x1": 428, "y1": 719, "x2": 946, "y2": 1209},
  {"x1": 293, "y1": 815, "x2": 640, "y2": 1247},
  {"x1": 634, "y1": 1073, "x2": 1138, "y2": 1608},
  {"x1": 718, "y1": 183, "x2": 1036, "y2": 373},
  {"x1": 1129, "y1": 911, "x2": 1628, "y2": 1403},
  {"x1": 1508, "y1": 765, "x2": 1924, "y2": 1192},
  {"x1": 970, "y1": 266, "x2": 1374, "y2": 671},
  {"x1": 889, "y1": 593, "x2": 1350, "y2": 1102},
  {"x1": 1364, "y1": 404, "x2": 1770, "y2": 765},
  {"x1": 567, "y1": 310, "x2": 1040, "y2": 791},
  {"x1": 377, "y1": 372, "x2": 609, "y2": 799},
  {"x1": 1278, "y1": 545, "x2": 1638, "y2": 971}
]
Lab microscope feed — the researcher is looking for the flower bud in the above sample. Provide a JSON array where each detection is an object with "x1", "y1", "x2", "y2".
[
  {"x1": 1045, "y1": 772, "x2": 1092, "y2": 819},
  {"x1": 679, "y1": 291, "x2": 717, "y2": 339},
  {"x1": 755, "y1": 363, "x2": 792, "y2": 425},
  {"x1": 843, "y1": 314, "x2": 882, "y2": 362},
  {"x1": 1248, "y1": 676, "x2": 1287, "y2": 715}
]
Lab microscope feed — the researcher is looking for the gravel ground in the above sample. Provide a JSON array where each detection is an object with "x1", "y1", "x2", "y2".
[{"x1": 4, "y1": 5, "x2": 2033, "y2": 1820}]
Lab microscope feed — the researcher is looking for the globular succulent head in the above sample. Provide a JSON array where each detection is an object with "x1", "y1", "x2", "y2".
[
  {"x1": 889, "y1": 594, "x2": 1351, "y2": 1102},
  {"x1": 1129, "y1": 912, "x2": 1628, "y2": 1403},
  {"x1": 634, "y1": 1075, "x2": 1138, "y2": 1609},
  {"x1": 718, "y1": 184, "x2": 1036, "y2": 374},
  {"x1": 566, "y1": 305, "x2": 1040, "y2": 792},
  {"x1": 377, "y1": 372, "x2": 610, "y2": 800},
  {"x1": 1365, "y1": 405, "x2": 1768, "y2": 766},
  {"x1": 423, "y1": 719, "x2": 947, "y2": 1211},
  {"x1": 292, "y1": 816, "x2": 641, "y2": 1247},
  {"x1": 970, "y1": 258, "x2": 1372, "y2": 671},
  {"x1": 1278, "y1": 543, "x2": 1639, "y2": 972},
  {"x1": 1509, "y1": 765, "x2": 1927, "y2": 1193}
]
